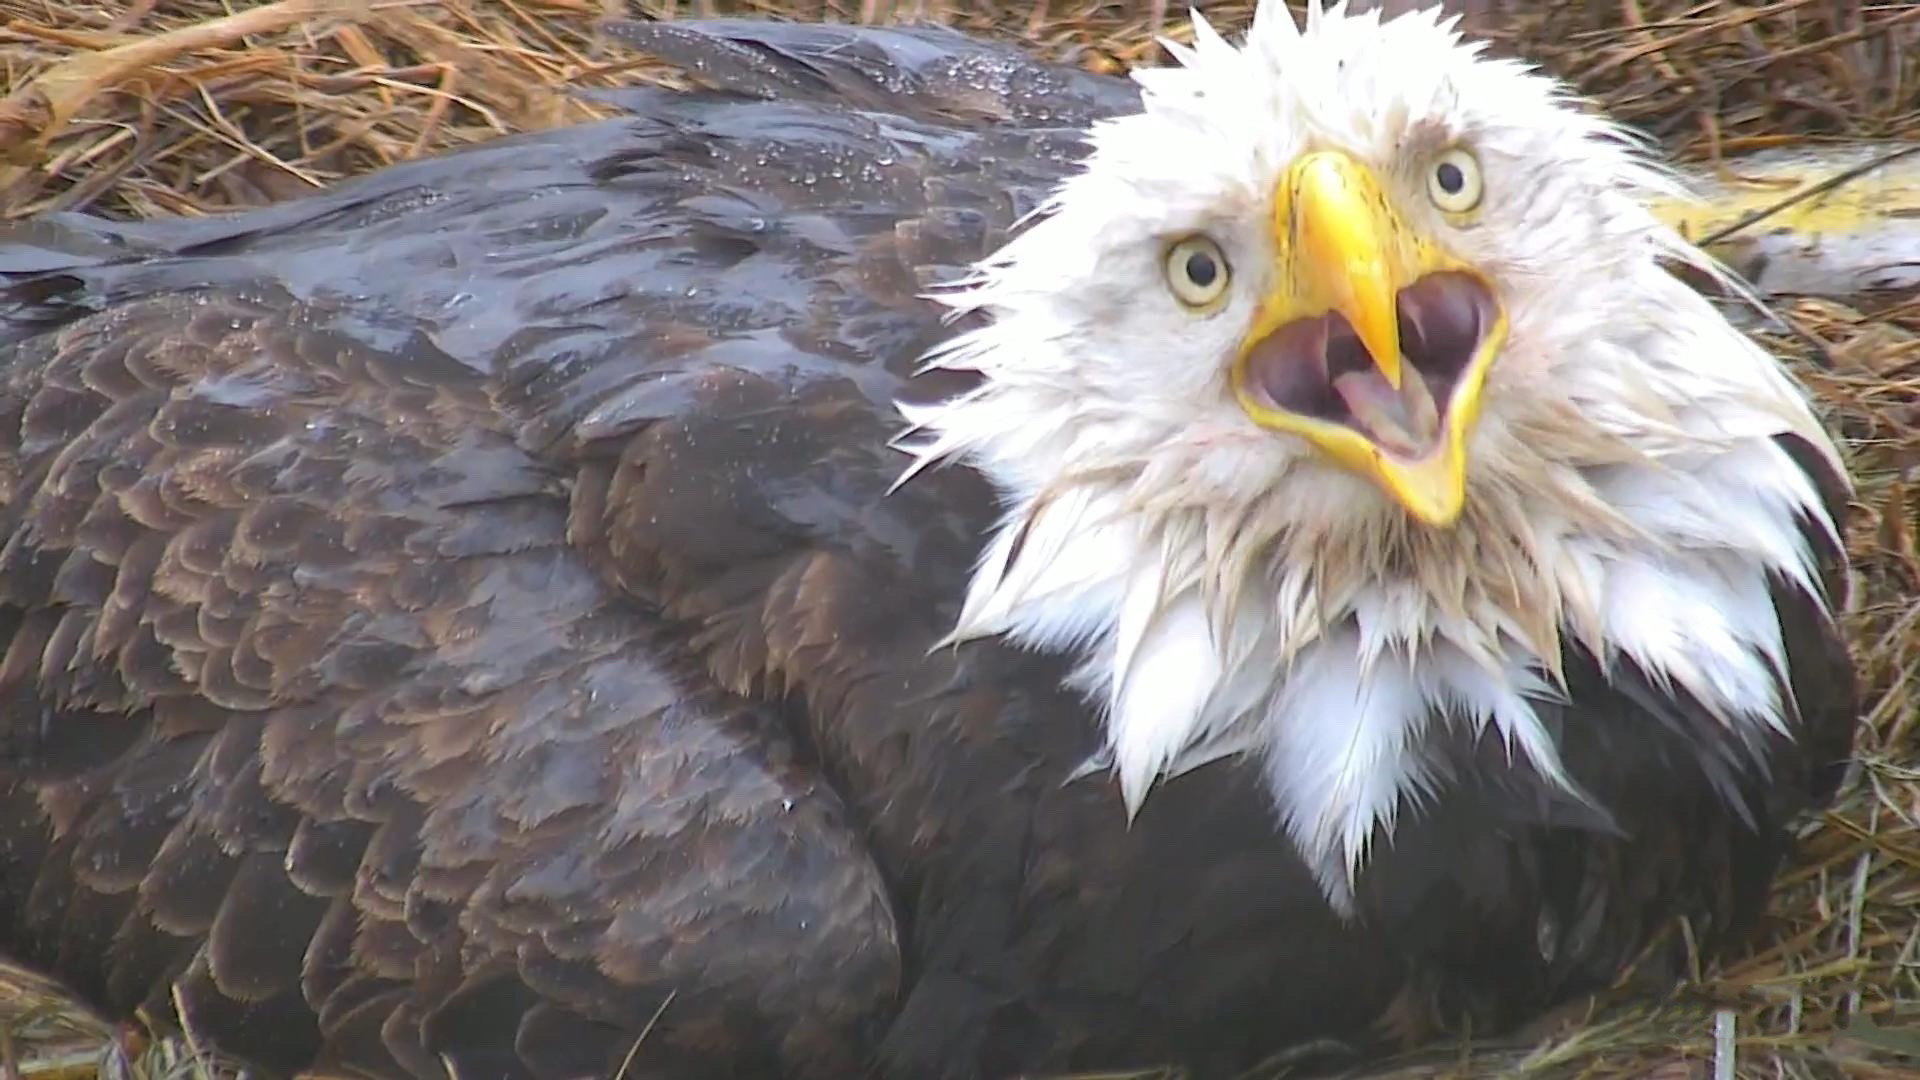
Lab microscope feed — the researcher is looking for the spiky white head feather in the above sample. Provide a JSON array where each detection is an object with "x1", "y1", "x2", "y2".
[{"x1": 896, "y1": 1, "x2": 1846, "y2": 910}]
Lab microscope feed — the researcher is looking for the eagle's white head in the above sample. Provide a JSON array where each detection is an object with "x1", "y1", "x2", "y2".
[{"x1": 897, "y1": 1, "x2": 1846, "y2": 909}]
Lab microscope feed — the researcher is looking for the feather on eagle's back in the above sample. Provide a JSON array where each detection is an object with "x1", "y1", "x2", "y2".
[
  {"x1": 0, "y1": 15, "x2": 1859, "y2": 1080},
  {"x1": 0, "y1": 283, "x2": 910, "y2": 1077}
]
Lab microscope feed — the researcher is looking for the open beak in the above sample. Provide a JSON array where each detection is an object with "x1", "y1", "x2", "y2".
[{"x1": 1231, "y1": 150, "x2": 1508, "y2": 527}]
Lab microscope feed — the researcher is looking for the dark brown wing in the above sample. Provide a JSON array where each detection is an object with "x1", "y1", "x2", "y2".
[{"x1": 0, "y1": 286, "x2": 902, "y2": 1079}]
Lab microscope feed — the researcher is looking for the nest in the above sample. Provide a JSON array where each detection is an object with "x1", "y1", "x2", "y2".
[{"x1": 0, "y1": 1, "x2": 1917, "y2": 1077}]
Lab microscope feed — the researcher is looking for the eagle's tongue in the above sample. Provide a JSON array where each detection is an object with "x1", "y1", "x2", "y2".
[{"x1": 1332, "y1": 362, "x2": 1441, "y2": 458}]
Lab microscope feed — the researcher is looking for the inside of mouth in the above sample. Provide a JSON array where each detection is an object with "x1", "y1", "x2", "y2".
[{"x1": 1242, "y1": 270, "x2": 1491, "y2": 460}]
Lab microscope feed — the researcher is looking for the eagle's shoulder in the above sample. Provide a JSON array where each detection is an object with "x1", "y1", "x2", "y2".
[{"x1": 0, "y1": 58, "x2": 1102, "y2": 716}]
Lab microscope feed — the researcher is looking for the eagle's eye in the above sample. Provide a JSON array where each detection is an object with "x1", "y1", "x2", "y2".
[
  {"x1": 1165, "y1": 235, "x2": 1231, "y2": 309},
  {"x1": 1426, "y1": 147, "x2": 1484, "y2": 214}
]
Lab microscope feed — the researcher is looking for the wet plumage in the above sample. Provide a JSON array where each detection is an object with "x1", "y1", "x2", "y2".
[{"x1": 0, "y1": 6, "x2": 1858, "y2": 1080}]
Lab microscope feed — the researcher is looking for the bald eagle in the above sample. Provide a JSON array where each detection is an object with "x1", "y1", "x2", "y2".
[{"x1": 0, "y1": 4, "x2": 1857, "y2": 1080}]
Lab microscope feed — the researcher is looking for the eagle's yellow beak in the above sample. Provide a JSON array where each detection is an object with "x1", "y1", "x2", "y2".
[{"x1": 1231, "y1": 150, "x2": 1508, "y2": 528}]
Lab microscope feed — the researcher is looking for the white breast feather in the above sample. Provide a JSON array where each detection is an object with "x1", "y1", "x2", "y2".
[{"x1": 894, "y1": 0, "x2": 1850, "y2": 912}]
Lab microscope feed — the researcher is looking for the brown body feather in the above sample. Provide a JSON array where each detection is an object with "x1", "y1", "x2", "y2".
[{"x1": 0, "y1": 21, "x2": 1858, "y2": 1080}]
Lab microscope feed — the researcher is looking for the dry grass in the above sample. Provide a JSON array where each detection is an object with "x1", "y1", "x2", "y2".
[{"x1": 0, "y1": 0, "x2": 1917, "y2": 1077}]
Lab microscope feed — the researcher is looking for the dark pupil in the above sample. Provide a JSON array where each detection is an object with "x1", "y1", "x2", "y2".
[
  {"x1": 1435, "y1": 161, "x2": 1465, "y2": 194},
  {"x1": 1184, "y1": 251, "x2": 1217, "y2": 288}
]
